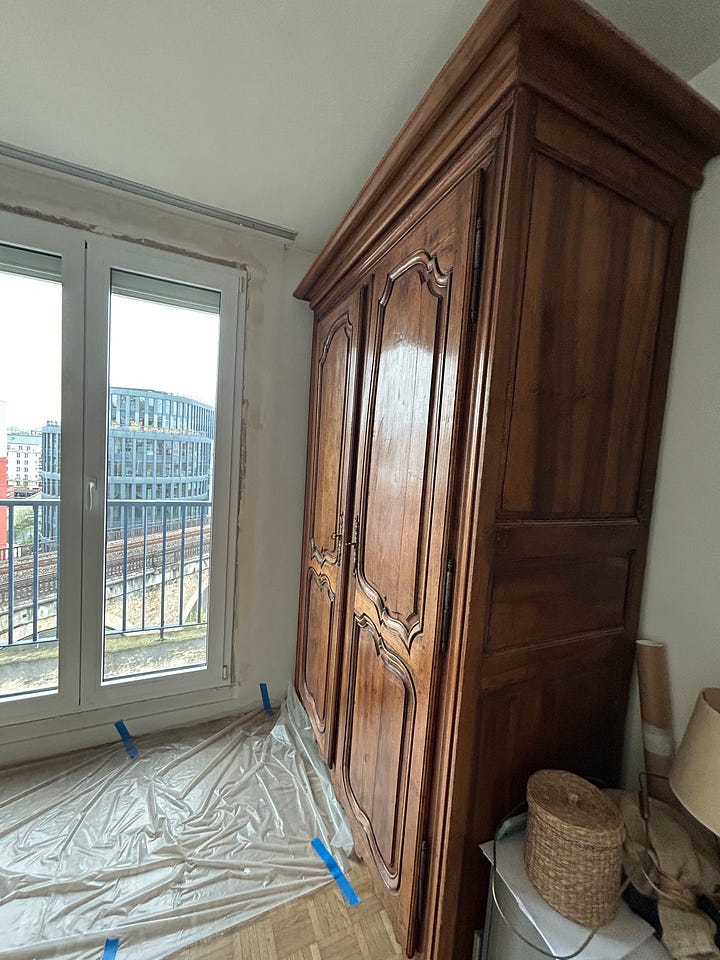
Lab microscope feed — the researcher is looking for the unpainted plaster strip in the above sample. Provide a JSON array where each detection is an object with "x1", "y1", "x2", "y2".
[
  {"x1": 0, "y1": 200, "x2": 249, "y2": 271},
  {"x1": 0, "y1": 139, "x2": 298, "y2": 242}
]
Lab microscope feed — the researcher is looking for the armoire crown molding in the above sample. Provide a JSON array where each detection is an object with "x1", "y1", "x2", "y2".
[{"x1": 295, "y1": 0, "x2": 720, "y2": 309}]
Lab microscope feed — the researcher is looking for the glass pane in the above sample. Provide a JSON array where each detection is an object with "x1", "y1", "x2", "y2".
[
  {"x1": 102, "y1": 270, "x2": 220, "y2": 683},
  {"x1": 0, "y1": 245, "x2": 62, "y2": 700}
]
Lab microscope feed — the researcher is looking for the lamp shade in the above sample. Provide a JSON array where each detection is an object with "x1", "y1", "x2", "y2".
[{"x1": 669, "y1": 688, "x2": 720, "y2": 835}]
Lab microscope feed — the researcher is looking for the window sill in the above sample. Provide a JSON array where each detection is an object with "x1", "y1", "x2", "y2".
[{"x1": 0, "y1": 683, "x2": 243, "y2": 768}]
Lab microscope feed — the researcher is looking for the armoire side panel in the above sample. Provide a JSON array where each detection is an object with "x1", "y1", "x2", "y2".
[
  {"x1": 433, "y1": 95, "x2": 701, "y2": 960},
  {"x1": 501, "y1": 153, "x2": 670, "y2": 518},
  {"x1": 487, "y1": 555, "x2": 629, "y2": 651},
  {"x1": 474, "y1": 653, "x2": 628, "y2": 840}
]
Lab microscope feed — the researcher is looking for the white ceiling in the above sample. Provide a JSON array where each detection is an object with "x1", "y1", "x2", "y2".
[{"x1": 0, "y1": 0, "x2": 719, "y2": 252}]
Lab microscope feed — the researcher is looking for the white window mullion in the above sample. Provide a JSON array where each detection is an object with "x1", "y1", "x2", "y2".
[
  {"x1": 56, "y1": 234, "x2": 87, "y2": 712},
  {"x1": 209, "y1": 272, "x2": 244, "y2": 684},
  {"x1": 80, "y1": 243, "x2": 111, "y2": 707}
]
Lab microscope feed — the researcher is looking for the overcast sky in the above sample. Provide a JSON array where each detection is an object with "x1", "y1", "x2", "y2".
[{"x1": 0, "y1": 272, "x2": 219, "y2": 429}]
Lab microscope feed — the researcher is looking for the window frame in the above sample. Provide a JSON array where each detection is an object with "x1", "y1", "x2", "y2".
[
  {"x1": 0, "y1": 212, "x2": 85, "y2": 725},
  {"x1": 82, "y1": 237, "x2": 245, "y2": 708},
  {"x1": 0, "y1": 214, "x2": 246, "y2": 726}
]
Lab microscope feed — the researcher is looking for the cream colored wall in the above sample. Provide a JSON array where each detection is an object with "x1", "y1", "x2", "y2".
[
  {"x1": 623, "y1": 58, "x2": 720, "y2": 788},
  {"x1": 0, "y1": 158, "x2": 314, "y2": 751}
]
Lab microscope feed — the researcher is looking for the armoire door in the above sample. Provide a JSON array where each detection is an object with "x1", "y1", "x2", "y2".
[
  {"x1": 335, "y1": 177, "x2": 478, "y2": 955},
  {"x1": 295, "y1": 290, "x2": 363, "y2": 763}
]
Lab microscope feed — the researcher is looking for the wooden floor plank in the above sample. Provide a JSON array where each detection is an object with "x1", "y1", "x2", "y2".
[{"x1": 170, "y1": 864, "x2": 402, "y2": 960}]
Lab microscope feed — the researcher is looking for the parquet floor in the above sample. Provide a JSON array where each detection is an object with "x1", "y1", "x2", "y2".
[{"x1": 171, "y1": 864, "x2": 403, "y2": 960}]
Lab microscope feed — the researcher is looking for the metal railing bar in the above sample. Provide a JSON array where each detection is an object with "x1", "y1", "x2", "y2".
[
  {"x1": 33, "y1": 509, "x2": 39, "y2": 642},
  {"x1": 7, "y1": 505, "x2": 14, "y2": 645},
  {"x1": 0, "y1": 635, "x2": 58, "y2": 649},
  {"x1": 55, "y1": 503, "x2": 60, "y2": 640},
  {"x1": 105, "y1": 621, "x2": 207, "y2": 637},
  {"x1": 160, "y1": 506, "x2": 168, "y2": 639},
  {"x1": 122, "y1": 506, "x2": 129, "y2": 634},
  {"x1": 197, "y1": 506, "x2": 205, "y2": 625},
  {"x1": 179, "y1": 503, "x2": 187, "y2": 627},
  {"x1": 0, "y1": 498, "x2": 60, "y2": 505},
  {"x1": 0, "y1": 498, "x2": 213, "y2": 647},
  {"x1": 142, "y1": 507, "x2": 148, "y2": 631}
]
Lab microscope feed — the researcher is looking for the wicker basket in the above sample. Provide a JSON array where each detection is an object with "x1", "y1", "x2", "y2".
[{"x1": 525, "y1": 770, "x2": 625, "y2": 928}]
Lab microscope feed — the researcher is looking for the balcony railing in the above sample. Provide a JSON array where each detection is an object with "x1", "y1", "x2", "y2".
[{"x1": 0, "y1": 498, "x2": 212, "y2": 648}]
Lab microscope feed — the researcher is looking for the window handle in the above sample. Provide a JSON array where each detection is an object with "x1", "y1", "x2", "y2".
[{"x1": 87, "y1": 479, "x2": 97, "y2": 512}]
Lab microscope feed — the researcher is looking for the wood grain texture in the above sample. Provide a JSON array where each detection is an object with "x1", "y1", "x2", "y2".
[
  {"x1": 362, "y1": 255, "x2": 448, "y2": 640},
  {"x1": 168, "y1": 864, "x2": 402, "y2": 960},
  {"x1": 302, "y1": 570, "x2": 335, "y2": 727},
  {"x1": 292, "y1": 1, "x2": 720, "y2": 957},
  {"x1": 473, "y1": 653, "x2": 628, "y2": 840},
  {"x1": 423, "y1": 97, "x2": 701, "y2": 960},
  {"x1": 296, "y1": 293, "x2": 364, "y2": 763},
  {"x1": 335, "y1": 177, "x2": 477, "y2": 957},
  {"x1": 487, "y1": 556, "x2": 629, "y2": 651},
  {"x1": 501, "y1": 153, "x2": 670, "y2": 517},
  {"x1": 345, "y1": 617, "x2": 414, "y2": 882}
]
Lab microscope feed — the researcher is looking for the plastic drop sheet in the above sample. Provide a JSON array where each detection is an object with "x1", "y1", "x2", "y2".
[{"x1": 0, "y1": 686, "x2": 353, "y2": 960}]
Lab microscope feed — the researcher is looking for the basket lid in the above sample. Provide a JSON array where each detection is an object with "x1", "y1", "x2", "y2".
[{"x1": 527, "y1": 770, "x2": 624, "y2": 839}]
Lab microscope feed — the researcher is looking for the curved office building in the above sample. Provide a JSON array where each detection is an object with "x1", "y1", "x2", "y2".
[{"x1": 41, "y1": 387, "x2": 215, "y2": 539}]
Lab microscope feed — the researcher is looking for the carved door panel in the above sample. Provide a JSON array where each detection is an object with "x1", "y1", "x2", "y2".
[
  {"x1": 296, "y1": 290, "x2": 364, "y2": 763},
  {"x1": 335, "y1": 178, "x2": 477, "y2": 955}
]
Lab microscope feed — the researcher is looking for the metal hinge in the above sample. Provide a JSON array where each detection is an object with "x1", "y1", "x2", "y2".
[
  {"x1": 331, "y1": 511, "x2": 344, "y2": 566},
  {"x1": 347, "y1": 514, "x2": 360, "y2": 575},
  {"x1": 222, "y1": 665, "x2": 229, "y2": 680},
  {"x1": 468, "y1": 214, "x2": 484, "y2": 326},
  {"x1": 417, "y1": 838, "x2": 430, "y2": 926},
  {"x1": 440, "y1": 556, "x2": 456, "y2": 655}
]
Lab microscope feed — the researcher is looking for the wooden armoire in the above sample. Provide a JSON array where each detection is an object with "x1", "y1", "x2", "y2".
[{"x1": 293, "y1": 0, "x2": 720, "y2": 956}]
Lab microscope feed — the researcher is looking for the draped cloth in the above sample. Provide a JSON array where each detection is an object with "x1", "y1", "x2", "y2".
[{"x1": 609, "y1": 791, "x2": 720, "y2": 960}]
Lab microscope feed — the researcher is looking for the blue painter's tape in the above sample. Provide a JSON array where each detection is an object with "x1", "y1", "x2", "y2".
[
  {"x1": 102, "y1": 938, "x2": 119, "y2": 960},
  {"x1": 260, "y1": 683, "x2": 273, "y2": 716},
  {"x1": 311, "y1": 837, "x2": 360, "y2": 906},
  {"x1": 114, "y1": 720, "x2": 138, "y2": 760}
]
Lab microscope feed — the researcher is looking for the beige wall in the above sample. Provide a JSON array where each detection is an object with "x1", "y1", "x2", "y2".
[
  {"x1": 0, "y1": 159, "x2": 314, "y2": 757},
  {"x1": 624, "y1": 57, "x2": 720, "y2": 787}
]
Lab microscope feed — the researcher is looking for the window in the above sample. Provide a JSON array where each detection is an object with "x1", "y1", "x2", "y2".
[{"x1": 0, "y1": 213, "x2": 245, "y2": 724}]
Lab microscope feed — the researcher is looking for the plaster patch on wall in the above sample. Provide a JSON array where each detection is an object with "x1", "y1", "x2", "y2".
[{"x1": 239, "y1": 397, "x2": 250, "y2": 502}]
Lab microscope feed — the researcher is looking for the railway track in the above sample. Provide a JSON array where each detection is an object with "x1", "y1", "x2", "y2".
[{"x1": 0, "y1": 524, "x2": 212, "y2": 607}]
